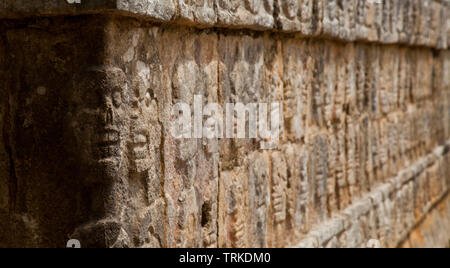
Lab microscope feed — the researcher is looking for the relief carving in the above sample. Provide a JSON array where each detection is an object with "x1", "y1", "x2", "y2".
[
  {"x1": 271, "y1": 151, "x2": 288, "y2": 247},
  {"x1": 217, "y1": 0, "x2": 273, "y2": 28},
  {"x1": 219, "y1": 170, "x2": 248, "y2": 248},
  {"x1": 248, "y1": 152, "x2": 269, "y2": 247},
  {"x1": 276, "y1": 0, "x2": 300, "y2": 31},
  {"x1": 68, "y1": 66, "x2": 132, "y2": 247},
  {"x1": 295, "y1": 147, "x2": 310, "y2": 233}
]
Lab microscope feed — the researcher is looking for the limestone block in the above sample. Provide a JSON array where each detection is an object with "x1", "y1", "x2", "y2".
[
  {"x1": 323, "y1": 42, "x2": 338, "y2": 129},
  {"x1": 118, "y1": 0, "x2": 177, "y2": 21},
  {"x1": 380, "y1": 0, "x2": 393, "y2": 43},
  {"x1": 399, "y1": 0, "x2": 412, "y2": 44},
  {"x1": 337, "y1": 129, "x2": 350, "y2": 209},
  {"x1": 378, "y1": 119, "x2": 389, "y2": 181},
  {"x1": 248, "y1": 152, "x2": 270, "y2": 247},
  {"x1": 1, "y1": 18, "x2": 135, "y2": 247},
  {"x1": 333, "y1": 44, "x2": 348, "y2": 127},
  {"x1": 269, "y1": 151, "x2": 288, "y2": 247},
  {"x1": 379, "y1": 47, "x2": 394, "y2": 115},
  {"x1": 390, "y1": 47, "x2": 400, "y2": 111},
  {"x1": 387, "y1": 114, "x2": 399, "y2": 177},
  {"x1": 410, "y1": 0, "x2": 422, "y2": 46},
  {"x1": 430, "y1": 0, "x2": 443, "y2": 48},
  {"x1": 367, "y1": 45, "x2": 380, "y2": 118},
  {"x1": 347, "y1": 116, "x2": 361, "y2": 198},
  {"x1": 299, "y1": 0, "x2": 316, "y2": 35},
  {"x1": 0, "y1": 32, "x2": 7, "y2": 214},
  {"x1": 306, "y1": 40, "x2": 325, "y2": 130},
  {"x1": 1, "y1": 2, "x2": 450, "y2": 248},
  {"x1": 218, "y1": 33, "x2": 264, "y2": 167},
  {"x1": 282, "y1": 39, "x2": 308, "y2": 141},
  {"x1": 380, "y1": 184, "x2": 395, "y2": 247},
  {"x1": 323, "y1": 0, "x2": 339, "y2": 38},
  {"x1": 296, "y1": 236, "x2": 319, "y2": 248},
  {"x1": 294, "y1": 146, "x2": 310, "y2": 234},
  {"x1": 262, "y1": 36, "x2": 284, "y2": 148},
  {"x1": 395, "y1": 0, "x2": 405, "y2": 43},
  {"x1": 282, "y1": 145, "x2": 297, "y2": 241},
  {"x1": 1, "y1": 0, "x2": 448, "y2": 49},
  {"x1": 327, "y1": 134, "x2": 338, "y2": 214},
  {"x1": 100, "y1": 25, "x2": 168, "y2": 247},
  {"x1": 0, "y1": 0, "x2": 116, "y2": 18},
  {"x1": 216, "y1": 0, "x2": 274, "y2": 30},
  {"x1": 176, "y1": 0, "x2": 216, "y2": 25},
  {"x1": 358, "y1": 0, "x2": 380, "y2": 42},
  {"x1": 359, "y1": 115, "x2": 371, "y2": 193},
  {"x1": 275, "y1": 0, "x2": 301, "y2": 32},
  {"x1": 355, "y1": 0, "x2": 368, "y2": 40},
  {"x1": 324, "y1": 236, "x2": 340, "y2": 248},
  {"x1": 0, "y1": 0, "x2": 178, "y2": 21},
  {"x1": 307, "y1": 133, "x2": 328, "y2": 224},
  {"x1": 345, "y1": 43, "x2": 357, "y2": 115},
  {"x1": 160, "y1": 29, "x2": 219, "y2": 248},
  {"x1": 317, "y1": 217, "x2": 346, "y2": 247},
  {"x1": 447, "y1": 3, "x2": 450, "y2": 49}
]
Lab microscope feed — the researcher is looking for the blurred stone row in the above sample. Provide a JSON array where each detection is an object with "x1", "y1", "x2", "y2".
[{"x1": 295, "y1": 142, "x2": 450, "y2": 248}]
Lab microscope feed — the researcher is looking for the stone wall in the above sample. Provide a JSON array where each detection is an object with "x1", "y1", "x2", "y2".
[{"x1": 0, "y1": 0, "x2": 449, "y2": 248}]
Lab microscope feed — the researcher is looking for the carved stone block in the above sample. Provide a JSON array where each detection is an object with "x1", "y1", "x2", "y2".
[
  {"x1": 270, "y1": 151, "x2": 288, "y2": 247},
  {"x1": 118, "y1": 0, "x2": 177, "y2": 21},
  {"x1": 218, "y1": 33, "x2": 264, "y2": 167},
  {"x1": 176, "y1": 0, "x2": 217, "y2": 25},
  {"x1": 218, "y1": 168, "x2": 248, "y2": 248},
  {"x1": 307, "y1": 133, "x2": 328, "y2": 224},
  {"x1": 323, "y1": 0, "x2": 339, "y2": 38},
  {"x1": 282, "y1": 39, "x2": 308, "y2": 141},
  {"x1": 275, "y1": 0, "x2": 301, "y2": 32},
  {"x1": 216, "y1": 0, "x2": 274, "y2": 29},
  {"x1": 248, "y1": 152, "x2": 270, "y2": 247}
]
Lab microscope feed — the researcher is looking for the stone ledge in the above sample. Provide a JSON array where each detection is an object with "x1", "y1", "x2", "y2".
[
  {"x1": 293, "y1": 140, "x2": 450, "y2": 248},
  {"x1": 0, "y1": 0, "x2": 448, "y2": 49}
]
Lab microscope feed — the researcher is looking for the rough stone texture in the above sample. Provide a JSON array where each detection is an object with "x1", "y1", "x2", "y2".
[
  {"x1": 0, "y1": 2, "x2": 449, "y2": 248},
  {"x1": 0, "y1": 0, "x2": 448, "y2": 48}
]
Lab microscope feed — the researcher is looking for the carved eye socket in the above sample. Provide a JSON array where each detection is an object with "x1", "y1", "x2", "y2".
[
  {"x1": 145, "y1": 90, "x2": 154, "y2": 107},
  {"x1": 112, "y1": 90, "x2": 122, "y2": 108}
]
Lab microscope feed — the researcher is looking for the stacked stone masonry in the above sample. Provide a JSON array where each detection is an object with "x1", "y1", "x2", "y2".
[{"x1": 0, "y1": 1, "x2": 449, "y2": 248}]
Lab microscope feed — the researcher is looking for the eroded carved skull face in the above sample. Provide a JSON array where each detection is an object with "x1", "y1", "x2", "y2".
[
  {"x1": 300, "y1": 0, "x2": 313, "y2": 21},
  {"x1": 130, "y1": 64, "x2": 160, "y2": 173},
  {"x1": 68, "y1": 66, "x2": 131, "y2": 180},
  {"x1": 250, "y1": 155, "x2": 269, "y2": 208}
]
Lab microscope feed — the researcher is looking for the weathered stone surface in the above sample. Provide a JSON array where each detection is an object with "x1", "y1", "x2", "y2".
[
  {"x1": 218, "y1": 167, "x2": 248, "y2": 248},
  {"x1": 216, "y1": 0, "x2": 274, "y2": 29},
  {"x1": 1, "y1": 0, "x2": 448, "y2": 49},
  {"x1": 0, "y1": 1, "x2": 450, "y2": 248},
  {"x1": 248, "y1": 151, "x2": 270, "y2": 247}
]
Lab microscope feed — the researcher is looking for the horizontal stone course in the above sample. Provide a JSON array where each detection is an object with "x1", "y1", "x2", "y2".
[
  {"x1": 0, "y1": 0, "x2": 448, "y2": 49},
  {"x1": 0, "y1": 2, "x2": 449, "y2": 248}
]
